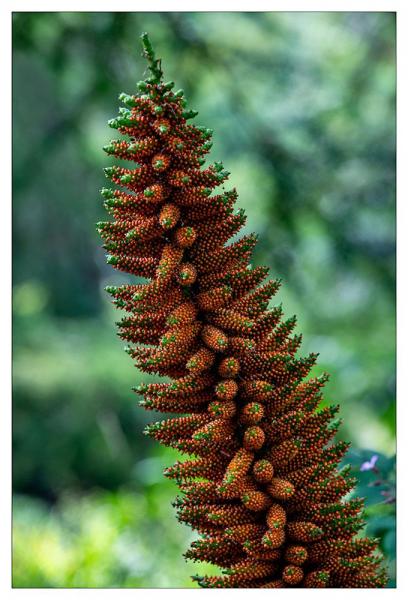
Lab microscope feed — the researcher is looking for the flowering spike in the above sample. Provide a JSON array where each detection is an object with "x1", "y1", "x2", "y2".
[{"x1": 98, "y1": 34, "x2": 388, "y2": 588}]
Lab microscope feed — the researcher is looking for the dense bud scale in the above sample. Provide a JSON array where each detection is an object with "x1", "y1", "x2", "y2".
[{"x1": 98, "y1": 33, "x2": 388, "y2": 588}]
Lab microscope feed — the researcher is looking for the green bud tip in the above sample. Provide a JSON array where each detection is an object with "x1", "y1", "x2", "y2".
[
  {"x1": 103, "y1": 144, "x2": 115, "y2": 154},
  {"x1": 100, "y1": 187, "x2": 114, "y2": 199},
  {"x1": 106, "y1": 254, "x2": 119, "y2": 265},
  {"x1": 137, "y1": 80, "x2": 148, "y2": 91},
  {"x1": 141, "y1": 32, "x2": 155, "y2": 59},
  {"x1": 119, "y1": 92, "x2": 136, "y2": 107},
  {"x1": 182, "y1": 109, "x2": 198, "y2": 119},
  {"x1": 203, "y1": 128, "x2": 213, "y2": 139},
  {"x1": 105, "y1": 285, "x2": 118, "y2": 294}
]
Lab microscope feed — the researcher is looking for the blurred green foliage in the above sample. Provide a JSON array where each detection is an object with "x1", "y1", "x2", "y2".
[
  {"x1": 12, "y1": 12, "x2": 395, "y2": 588},
  {"x1": 13, "y1": 486, "x2": 219, "y2": 588}
]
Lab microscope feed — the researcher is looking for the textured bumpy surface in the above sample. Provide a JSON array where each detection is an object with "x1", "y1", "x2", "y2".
[{"x1": 97, "y1": 34, "x2": 388, "y2": 588}]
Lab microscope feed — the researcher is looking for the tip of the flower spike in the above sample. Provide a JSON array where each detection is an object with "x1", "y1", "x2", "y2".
[
  {"x1": 191, "y1": 575, "x2": 204, "y2": 583},
  {"x1": 140, "y1": 32, "x2": 163, "y2": 84},
  {"x1": 140, "y1": 32, "x2": 151, "y2": 48}
]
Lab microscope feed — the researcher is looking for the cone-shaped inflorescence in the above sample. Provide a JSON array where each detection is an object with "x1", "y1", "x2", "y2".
[{"x1": 97, "y1": 33, "x2": 388, "y2": 588}]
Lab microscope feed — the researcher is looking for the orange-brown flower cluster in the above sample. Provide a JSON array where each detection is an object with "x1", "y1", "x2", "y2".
[{"x1": 98, "y1": 33, "x2": 388, "y2": 588}]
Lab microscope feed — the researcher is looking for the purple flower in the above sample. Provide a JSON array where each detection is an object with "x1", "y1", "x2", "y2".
[{"x1": 360, "y1": 455, "x2": 379, "y2": 472}]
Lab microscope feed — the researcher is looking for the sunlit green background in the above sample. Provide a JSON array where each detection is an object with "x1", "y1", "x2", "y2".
[{"x1": 12, "y1": 12, "x2": 396, "y2": 588}]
